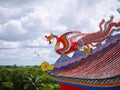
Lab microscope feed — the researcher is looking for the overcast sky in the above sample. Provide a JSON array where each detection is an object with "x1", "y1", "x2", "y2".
[{"x1": 0, "y1": 0, "x2": 120, "y2": 66}]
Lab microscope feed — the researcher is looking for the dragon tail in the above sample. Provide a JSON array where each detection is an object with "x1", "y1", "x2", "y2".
[
  {"x1": 103, "y1": 15, "x2": 120, "y2": 37},
  {"x1": 109, "y1": 22, "x2": 120, "y2": 35}
]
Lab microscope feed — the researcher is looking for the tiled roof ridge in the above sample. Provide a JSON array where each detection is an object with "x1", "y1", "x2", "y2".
[{"x1": 47, "y1": 71, "x2": 120, "y2": 87}]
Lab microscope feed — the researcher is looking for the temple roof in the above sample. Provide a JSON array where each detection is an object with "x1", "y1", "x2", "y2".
[{"x1": 47, "y1": 34, "x2": 120, "y2": 87}]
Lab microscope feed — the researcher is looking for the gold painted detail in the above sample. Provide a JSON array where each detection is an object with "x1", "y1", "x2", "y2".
[{"x1": 41, "y1": 62, "x2": 54, "y2": 71}]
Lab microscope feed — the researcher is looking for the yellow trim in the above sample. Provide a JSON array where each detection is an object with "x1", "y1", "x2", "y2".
[
  {"x1": 55, "y1": 42, "x2": 60, "y2": 46},
  {"x1": 41, "y1": 62, "x2": 54, "y2": 71}
]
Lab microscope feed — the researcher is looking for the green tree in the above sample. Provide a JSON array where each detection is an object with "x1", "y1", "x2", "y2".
[
  {"x1": 0, "y1": 66, "x2": 61, "y2": 90},
  {"x1": 1, "y1": 81, "x2": 13, "y2": 90},
  {"x1": 24, "y1": 74, "x2": 45, "y2": 90}
]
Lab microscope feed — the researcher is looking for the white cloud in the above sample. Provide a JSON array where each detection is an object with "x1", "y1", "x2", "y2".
[
  {"x1": 20, "y1": 36, "x2": 49, "y2": 48},
  {"x1": 0, "y1": 20, "x2": 26, "y2": 41},
  {"x1": 0, "y1": 24, "x2": 3, "y2": 34},
  {"x1": 58, "y1": 0, "x2": 120, "y2": 33},
  {"x1": 0, "y1": 0, "x2": 120, "y2": 65},
  {"x1": 0, "y1": 48, "x2": 56, "y2": 65},
  {"x1": 0, "y1": 6, "x2": 21, "y2": 23},
  {"x1": 1, "y1": 0, "x2": 119, "y2": 42},
  {"x1": 4, "y1": 20, "x2": 26, "y2": 34},
  {"x1": 0, "y1": 40, "x2": 20, "y2": 48}
]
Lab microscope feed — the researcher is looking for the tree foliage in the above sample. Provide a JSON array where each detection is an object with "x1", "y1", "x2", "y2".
[{"x1": 0, "y1": 66, "x2": 61, "y2": 90}]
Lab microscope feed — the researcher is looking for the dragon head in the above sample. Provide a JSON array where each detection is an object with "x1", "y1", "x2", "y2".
[{"x1": 45, "y1": 33, "x2": 53, "y2": 44}]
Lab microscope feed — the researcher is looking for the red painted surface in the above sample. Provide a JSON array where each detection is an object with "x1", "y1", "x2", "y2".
[{"x1": 59, "y1": 83, "x2": 88, "y2": 90}]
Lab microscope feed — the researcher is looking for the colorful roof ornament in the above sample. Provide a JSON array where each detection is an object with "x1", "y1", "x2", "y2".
[
  {"x1": 41, "y1": 12, "x2": 120, "y2": 90},
  {"x1": 45, "y1": 16, "x2": 120, "y2": 55}
]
